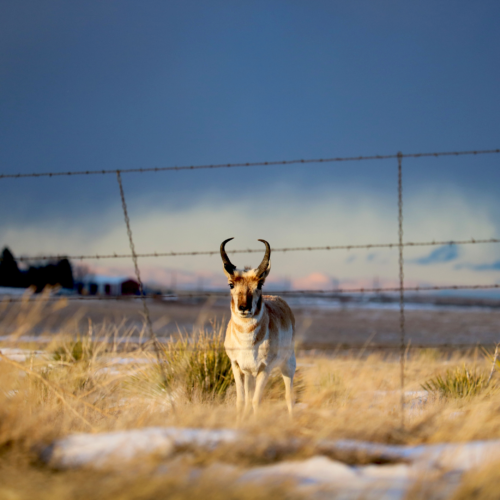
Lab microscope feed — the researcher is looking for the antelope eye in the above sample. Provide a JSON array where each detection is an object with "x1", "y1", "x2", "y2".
[
  {"x1": 257, "y1": 282, "x2": 263, "y2": 290},
  {"x1": 229, "y1": 283, "x2": 234, "y2": 289}
]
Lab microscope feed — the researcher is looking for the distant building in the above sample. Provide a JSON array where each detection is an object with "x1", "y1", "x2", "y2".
[{"x1": 77, "y1": 276, "x2": 140, "y2": 296}]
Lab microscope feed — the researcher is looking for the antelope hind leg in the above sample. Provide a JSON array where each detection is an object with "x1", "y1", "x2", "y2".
[{"x1": 281, "y1": 356, "x2": 296, "y2": 415}]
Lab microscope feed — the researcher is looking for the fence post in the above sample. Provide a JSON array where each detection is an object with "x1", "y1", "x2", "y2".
[
  {"x1": 397, "y1": 152, "x2": 406, "y2": 429},
  {"x1": 115, "y1": 171, "x2": 176, "y2": 415}
]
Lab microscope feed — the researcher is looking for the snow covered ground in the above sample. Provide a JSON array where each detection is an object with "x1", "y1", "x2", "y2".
[
  {"x1": 41, "y1": 427, "x2": 500, "y2": 499},
  {"x1": 284, "y1": 294, "x2": 500, "y2": 312},
  {"x1": 0, "y1": 347, "x2": 47, "y2": 362},
  {"x1": 43, "y1": 427, "x2": 239, "y2": 469},
  {"x1": 241, "y1": 456, "x2": 421, "y2": 500}
]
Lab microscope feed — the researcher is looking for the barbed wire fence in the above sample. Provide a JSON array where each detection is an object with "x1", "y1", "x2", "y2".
[
  {"x1": 1, "y1": 147, "x2": 500, "y2": 427},
  {"x1": 397, "y1": 152, "x2": 406, "y2": 428},
  {"x1": 6, "y1": 237, "x2": 500, "y2": 263},
  {"x1": 1, "y1": 148, "x2": 498, "y2": 179}
]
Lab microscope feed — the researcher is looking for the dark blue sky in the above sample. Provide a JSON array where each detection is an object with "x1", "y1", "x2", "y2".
[{"x1": 1, "y1": 1, "x2": 499, "y2": 288}]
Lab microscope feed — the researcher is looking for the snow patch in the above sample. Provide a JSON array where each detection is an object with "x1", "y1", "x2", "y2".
[
  {"x1": 241, "y1": 456, "x2": 417, "y2": 500},
  {"x1": 0, "y1": 347, "x2": 46, "y2": 362},
  {"x1": 43, "y1": 427, "x2": 239, "y2": 469},
  {"x1": 322, "y1": 439, "x2": 500, "y2": 471}
]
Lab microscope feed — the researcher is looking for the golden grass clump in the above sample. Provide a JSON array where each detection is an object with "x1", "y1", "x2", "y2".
[
  {"x1": 52, "y1": 334, "x2": 96, "y2": 363},
  {"x1": 163, "y1": 325, "x2": 235, "y2": 401},
  {"x1": 421, "y1": 365, "x2": 492, "y2": 399}
]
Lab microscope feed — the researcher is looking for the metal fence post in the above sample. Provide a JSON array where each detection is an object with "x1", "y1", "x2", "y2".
[
  {"x1": 116, "y1": 171, "x2": 176, "y2": 415},
  {"x1": 397, "y1": 152, "x2": 406, "y2": 429}
]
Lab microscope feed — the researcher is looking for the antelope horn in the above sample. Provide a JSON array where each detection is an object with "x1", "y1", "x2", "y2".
[
  {"x1": 220, "y1": 238, "x2": 236, "y2": 275},
  {"x1": 256, "y1": 239, "x2": 271, "y2": 277}
]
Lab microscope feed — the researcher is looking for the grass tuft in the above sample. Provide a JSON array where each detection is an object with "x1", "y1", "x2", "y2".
[
  {"x1": 163, "y1": 325, "x2": 234, "y2": 401},
  {"x1": 53, "y1": 335, "x2": 96, "y2": 363},
  {"x1": 421, "y1": 365, "x2": 491, "y2": 399}
]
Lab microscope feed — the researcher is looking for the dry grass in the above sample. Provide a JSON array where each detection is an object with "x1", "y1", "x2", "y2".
[
  {"x1": 0, "y1": 456, "x2": 300, "y2": 500},
  {"x1": 1, "y1": 296, "x2": 500, "y2": 499},
  {"x1": 450, "y1": 459, "x2": 500, "y2": 500}
]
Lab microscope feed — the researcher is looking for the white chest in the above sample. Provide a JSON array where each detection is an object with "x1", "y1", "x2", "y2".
[{"x1": 225, "y1": 323, "x2": 270, "y2": 376}]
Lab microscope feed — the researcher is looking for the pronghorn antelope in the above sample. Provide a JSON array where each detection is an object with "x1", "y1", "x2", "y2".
[{"x1": 221, "y1": 238, "x2": 296, "y2": 415}]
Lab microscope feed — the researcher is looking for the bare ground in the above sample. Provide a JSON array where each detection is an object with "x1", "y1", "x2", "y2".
[{"x1": 2, "y1": 296, "x2": 499, "y2": 349}]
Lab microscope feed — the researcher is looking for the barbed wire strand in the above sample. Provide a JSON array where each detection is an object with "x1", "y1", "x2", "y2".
[
  {"x1": 180, "y1": 283, "x2": 500, "y2": 294},
  {"x1": 9, "y1": 237, "x2": 500, "y2": 263},
  {"x1": 1, "y1": 342, "x2": 497, "y2": 353},
  {"x1": 0, "y1": 148, "x2": 499, "y2": 180},
  {"x1": 2, "y1": 283, "x2": 500, "y2": 302},
  {"x1": 116, "y1": 171, "x2": 176, "y2": 414},
  {"x1": 104, "y1": 346, "x2": 496, "y2": 357},
  {"x1": 12, "y1": 344, "x2": 488, "y2": 353},
  {"x1": 398, "y1": 152, "x2": 405, "y2": 429}
]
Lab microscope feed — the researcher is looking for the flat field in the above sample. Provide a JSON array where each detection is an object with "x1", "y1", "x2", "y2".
[{"x1": 2, "y1": 295, "x2": 499, "y2": 348}]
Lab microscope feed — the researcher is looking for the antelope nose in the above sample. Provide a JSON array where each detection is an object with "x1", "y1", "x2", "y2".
[{"x1": 238, "y1": 304, "x2": 249, "y2": 311}]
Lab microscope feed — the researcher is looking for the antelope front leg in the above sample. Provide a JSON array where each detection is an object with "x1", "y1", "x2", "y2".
[
  {"x1": 244, "y1": 372, "x2": 255, "y2": 416},
  {"x1": 252, "y1": 369, "x2": 270, "y2": 415},
  {"x1": 231, "y1": 362, "x2": 244, "y2": 417}
]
